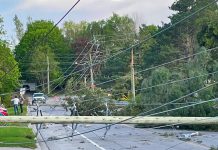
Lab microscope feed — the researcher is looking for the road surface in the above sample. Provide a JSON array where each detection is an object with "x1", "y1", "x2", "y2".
[{"x1": 28, "y1": 97, "x2": 218, "y2": 150}]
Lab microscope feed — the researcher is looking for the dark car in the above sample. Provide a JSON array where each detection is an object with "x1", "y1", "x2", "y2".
[
  {"x1": 0, "y1": 106, "x2": 8, "y2": 116},
  {"x1": 32, "y1": 93, "x2": 46, "y2": 105}
]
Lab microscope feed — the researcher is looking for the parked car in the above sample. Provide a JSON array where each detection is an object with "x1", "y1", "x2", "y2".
[
  {"x1": 32, "y1": 93, "x2": 46, "y2": 105},
  {"x1": 0, "y1": 106, "x2": 8, "y2": 116}
]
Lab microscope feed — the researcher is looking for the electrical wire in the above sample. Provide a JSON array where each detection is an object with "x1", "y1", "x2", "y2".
[
  {"x1": 49, "y1": 41, "x2": 100, "y2": 95},
  {"x1": 45, "y1": 41, "x2": 92, "y2": 93},
  {"x1": 57, "y1": 0, "x2": 218, "y2": 81},
  {"x1": 72, "y1": 46, "x2": 218, "y2": 94},
  {"x1": 19, "y1": 0, "x2": 217, "y2": 98},
  {"x1": 74, "y1": 70, "x2": 218, "y2": 104},
  {"x1": 1, "y1": 94, "x2": 216, "y2": 145},
  {"x1": 1, "y1": 0, "x2": 217, "y2": 97},
  {"x1": 1, "y1": 0, "x2": 217, "y2": 146},
  {"x1": 0, "y1": 0, "x2": 81, "y2": 82}
]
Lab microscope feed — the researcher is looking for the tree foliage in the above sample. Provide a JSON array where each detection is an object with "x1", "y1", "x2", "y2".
[
  {"x1": 13, "y1": 15, "x2": 24, "y2": 42},
  {"x1": 0, "y1": 17, "x2": 20, "y2": 105},
  {"x1": 14, "y1": 20, "x2": 68, "y2": 85}
]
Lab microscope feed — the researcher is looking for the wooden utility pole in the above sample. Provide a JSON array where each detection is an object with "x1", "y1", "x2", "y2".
[
  {"x1": 47, "y1": 55, "x2": 50, "y2": 94},
  {"x1": 131, "y1": 49, "x2": 136, "y2": 102},
  {"x1": 89, "y1": 46, "x2": 94, "y2": 91},
  {"x1": 1, "y1": 116, "x2": 218, "y2": 125},
  {"x1": 84, "y1": 76, "x2": 87, "y2": 86}
]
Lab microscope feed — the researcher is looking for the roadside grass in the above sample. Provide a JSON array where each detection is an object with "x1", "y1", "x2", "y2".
[
  {"x1": 0, "y1": 127, "x2": 36, "y2": 149},
  {"x1": 7, "y1": 105, "x2": 27, "y2": 116},
  {"x1": 5, "y1": 105, "x2": 28, "y2": 127},
  {"x1": 0, "y1": 105, "x2": 37, "y2": 149}
]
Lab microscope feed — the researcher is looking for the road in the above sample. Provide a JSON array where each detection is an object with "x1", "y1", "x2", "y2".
[{"x1": 28, "y1": 97, "x2": 218, "y2": 150}]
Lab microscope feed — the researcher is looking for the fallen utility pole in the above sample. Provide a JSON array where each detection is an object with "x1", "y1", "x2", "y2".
[{"x1": 0, "y1": 116, "x2": 218, "y2": 125}]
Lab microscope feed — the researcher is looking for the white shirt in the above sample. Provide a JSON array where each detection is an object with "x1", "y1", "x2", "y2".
[{"x1": 11, "y1": 98, "x2": 20, "y2": 105}]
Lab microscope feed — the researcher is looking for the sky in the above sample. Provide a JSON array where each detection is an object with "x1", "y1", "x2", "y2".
[{"x1": 0, "y1": 0, "x2": 175, "y2": 41}]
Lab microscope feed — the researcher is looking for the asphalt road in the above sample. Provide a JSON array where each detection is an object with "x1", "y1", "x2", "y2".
[{"x1": 28, "y1": 97, "x2": 218, "y2": 150}]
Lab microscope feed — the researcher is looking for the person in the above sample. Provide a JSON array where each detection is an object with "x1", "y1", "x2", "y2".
[
  {"x1": 19, "y1": 94, "x2": 24, "y2": 113},
  {"x1": 11, "y1": 96, "x2": 20, "y2": 115}
]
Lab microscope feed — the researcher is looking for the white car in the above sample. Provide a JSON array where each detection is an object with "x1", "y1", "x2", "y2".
[{"x1": 32, "y1": 93, "x2": 46, "y2": 105}]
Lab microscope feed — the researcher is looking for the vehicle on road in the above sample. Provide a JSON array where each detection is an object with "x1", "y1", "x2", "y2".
[
  {"x1": 0, "y1": 106, "x2": 8, "y2": 116},
  {"x1": 32, "y1": 93, "x2": 46, "y2": 105},
  {"x1": 20, "y1": 80, "x2": 36, "y2": 92}
]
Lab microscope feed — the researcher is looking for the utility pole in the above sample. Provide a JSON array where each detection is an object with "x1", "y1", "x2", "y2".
[
  {"x1": 88, "y1": 43, "x2": 95, "y2": 91},
  {"x1": 47, "y1": 55, "x2": 50, "y2": 94},
  {"x1": 2, "y1": 116, "x2": 218, "y2": 125},
  {"x1": 84, "y1": 76, "x2": 87, "y2": 86},
  {"x1": 131, "y1": 49, "x2": 135, "y2": 102}
]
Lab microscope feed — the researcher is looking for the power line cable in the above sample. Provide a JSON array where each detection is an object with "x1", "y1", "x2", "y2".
[
  {"x1": 0, "y1": 0, "x2": 80, "y2": 83},
  {"x1": 51, "y1": 44, "x2": 101, "y2": 95},
  {"x1": 47, "y1": 41, "x2": 96, "y2": 94},
  {"x1": 75, "y1": 69, "x2": 218, "y2": 104},
  {"x1": 0, "y1": 1, "x2": 217, "y2": 145},
  {"x1": 47, "y1": 82, "x2": 218, "y2": 140},
  {"x1": 72, "y1": 46, "x2": 218, "y2": 94},
  {"x1": 8, "y1": 81, "x2": 214, "y2": 144},
  {"x1": 58, "y1": 0, "x2": 217, "y2": 81},
  {"x1": 1, "y1": 93, "x2": 216, "y2": 145}
]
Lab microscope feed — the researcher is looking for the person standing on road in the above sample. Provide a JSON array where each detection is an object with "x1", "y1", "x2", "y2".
[
  {"x1": 19, "y1": 94, "x2": 24, "y2": 113},
  {"x1": 11, "y1": 96, "x2": 20, "y2": 115}
]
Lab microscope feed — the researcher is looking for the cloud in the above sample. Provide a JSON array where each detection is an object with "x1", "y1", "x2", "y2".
[{"x1": 15, "y1": 0, "x2": 175, "y2": 25}]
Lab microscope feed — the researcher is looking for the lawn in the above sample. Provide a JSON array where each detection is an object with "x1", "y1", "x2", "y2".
[
  {"x1": 0, "y1": 105, "x2": 37, "y2": 149},
  {"x1": 7, "y1": 105, "x2": 27, "y2": 116},
  {"x1": 0, "y1": 127, "x2": 36, "y2": 149},
  {"x1": 4, "y1": 105, "x2": 28, "y2": 127}
]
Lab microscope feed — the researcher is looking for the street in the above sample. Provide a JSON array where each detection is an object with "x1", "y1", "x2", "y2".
[{"x1": 27, "y1": 98, "x2": 218, "y2": 150}]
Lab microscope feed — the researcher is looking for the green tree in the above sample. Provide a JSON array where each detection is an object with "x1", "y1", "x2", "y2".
[
  {"x1": 197, "y1": 10, "x2": 218, "y2": 60},
  {"x1": 62, "y1": 21, "x2": 88, "y2": 44},
  {"x1": 0, "y1": 16, "x2": 20, "y2": 105},
  {"x1": 13, "y1": 15, "x2": 24, "y2": 41},
  {"x1": 139, "y1": 47, "x2": 215, "y2": 117},
  {"x1": 0, "y1": 41, "x2": 20, "y2": 105},
  {"x1": 28, "y1": 45, "x2": 60, "y2": 91},
  {"x1": 0, "y1": 16, "x2": 5, "y2": 37},
  {"x1": 169, "y1": 0, "x2": 217, "y2": 59},
  {"x1": 15, "y1": 20, "x2": 68, "y2": 82}
]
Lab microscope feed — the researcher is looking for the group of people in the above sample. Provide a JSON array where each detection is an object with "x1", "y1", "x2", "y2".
[{"x1": 11, "y1": 95, "x2": 24, "y2": 115}]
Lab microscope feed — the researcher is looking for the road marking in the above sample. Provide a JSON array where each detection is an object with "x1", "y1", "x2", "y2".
[{"x1": 67, "y1": 126, "x2": 106, "y2": 150}]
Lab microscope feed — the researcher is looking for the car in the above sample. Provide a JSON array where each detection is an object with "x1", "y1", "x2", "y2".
[
  {"x1": 0, "y1": 106, "x2": 8, "y2": 116},
  {"x1": 32, "y1": 93, "x2": 46, "y2": 105}
]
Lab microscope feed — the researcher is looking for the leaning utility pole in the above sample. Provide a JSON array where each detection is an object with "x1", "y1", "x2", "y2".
[
  {"x1": 131, "y1": 49, "x2": 136, "y2": 102},
  {"x1": 47, "y1": 55, "x2": 50, "y2": 94}
]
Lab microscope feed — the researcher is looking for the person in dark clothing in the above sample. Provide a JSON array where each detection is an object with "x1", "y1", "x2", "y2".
[{"x1": 19, "y1": 94, "x2": 24, "y2": 113}]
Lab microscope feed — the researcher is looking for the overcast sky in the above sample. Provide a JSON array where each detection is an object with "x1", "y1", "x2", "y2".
[{"x1": 0, "y1": 0, "x2": 176, "y2": 40}]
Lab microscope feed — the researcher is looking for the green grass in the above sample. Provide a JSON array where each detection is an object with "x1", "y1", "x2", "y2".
[
  {"x1": 4, "y1": 106, "x2": 28, "y2": 127},
  {"x1": 0, "y1": 127, "x2": 36, "y2": 149},
  {"x1": 7, "y1": 105, "x2": 27, "y2": 116}
]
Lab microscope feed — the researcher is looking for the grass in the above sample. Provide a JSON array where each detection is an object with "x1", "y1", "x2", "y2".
[
  {"x1": 7, "y1": 105, "x2": 27, "y2": 116},
  {"x1": 4, "y1": 105, "x2": 28, "y2": 127},
  {"x1": 0, "y1": 127, "x2": 36, "y2": 149},
  {"x1": 0, "y1": 105, "x2": 37, "y2": 149}
]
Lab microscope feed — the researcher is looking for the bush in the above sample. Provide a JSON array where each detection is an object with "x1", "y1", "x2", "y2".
[{"x1": 1, "y1": 94, "x2": 12, "y2": 107}]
